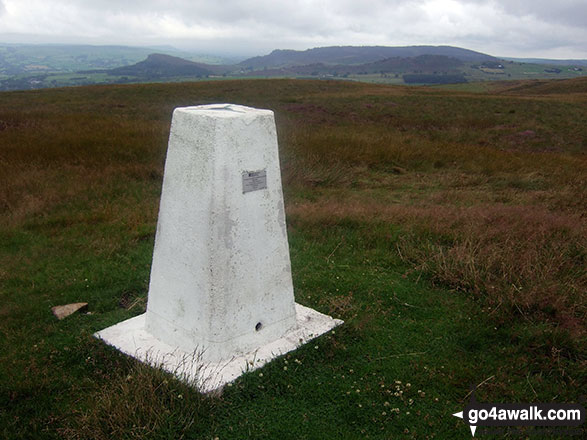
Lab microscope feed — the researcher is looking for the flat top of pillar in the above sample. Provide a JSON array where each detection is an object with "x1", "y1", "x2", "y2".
[{"x1": 175, "y1": 104, "x2": 273, "y2": 118}]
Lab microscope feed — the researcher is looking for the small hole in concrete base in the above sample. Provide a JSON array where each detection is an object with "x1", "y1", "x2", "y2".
[{"x1": 255, "y1": 322, "x2": 263, "y2": 331}]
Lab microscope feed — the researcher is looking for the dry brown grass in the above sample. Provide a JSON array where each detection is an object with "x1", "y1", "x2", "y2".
[
  {"x1": 287, "y1": 197, "x2": 586, "y2": 335},
  {"x1": 496, "y1": 77, "x2": 587, "y2": 96},
  {"x1": 1, "y1": 79, "x2": 585, "y2": 439},
  {"x1": 1, "y1": 78, "x2": 585, "y2": 337}
]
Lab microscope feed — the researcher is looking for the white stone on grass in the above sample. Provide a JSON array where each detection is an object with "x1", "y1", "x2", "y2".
[
  {"x1": 52, "y1": 302, "x2": 88, "y2": 320},
  {"x1": 95, "y1": 104, "x2": 342, "y2": 392}
]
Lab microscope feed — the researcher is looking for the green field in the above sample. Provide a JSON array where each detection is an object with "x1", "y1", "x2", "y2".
[
  {"x1": 0, "y1": 78, "x2": 585, "y2": 439},
  {"x1": 2, "y1": 43, "x2": 586, "y2": 91},
  {"x1": 0, "y1": 44, "x2": 230, "y2": 73},
  {"x1": 0, "y1": 44, "x2": 236, "y2": 91}
]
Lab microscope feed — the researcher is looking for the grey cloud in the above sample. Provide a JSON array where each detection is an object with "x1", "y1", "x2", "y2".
[
  {"x1": 498, "y1": 0, "x2": 586, "y2": 28},
  {"x1": 1, "y1": 0, "x2": 586, "y2": 58},
  {"x1": 461, "y1": 0, "x2": 586, "y2": 28},
  {"x1": 73, "y1": 0, "x2": 420, "y2": 31},
  {"x1": 35, "y1": 0, "x2": 587, "y2": 30}
]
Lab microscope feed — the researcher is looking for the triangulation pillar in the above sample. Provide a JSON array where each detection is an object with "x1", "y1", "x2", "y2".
[{"x1": 96, "y1": 104, "x2": 342, "y2": 392}]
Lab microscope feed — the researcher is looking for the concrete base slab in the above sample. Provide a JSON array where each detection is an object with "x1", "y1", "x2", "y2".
[{"x1": 95, "y1": 304, "x2": 342, "y2": 393}]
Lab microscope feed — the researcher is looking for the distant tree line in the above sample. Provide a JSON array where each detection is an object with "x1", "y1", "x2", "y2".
[{"x1": 403, "y1": 73, "x2": 467, "y2": 84}]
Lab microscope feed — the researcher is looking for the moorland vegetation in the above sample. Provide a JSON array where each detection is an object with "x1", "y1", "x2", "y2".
[{"x1": 0, "y1": 78, "x2": 585, "y2": 439}]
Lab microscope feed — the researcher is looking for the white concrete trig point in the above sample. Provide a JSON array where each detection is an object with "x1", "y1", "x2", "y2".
[{"x1": 96, "y1": 104, "x2": 342, "y2": 392}]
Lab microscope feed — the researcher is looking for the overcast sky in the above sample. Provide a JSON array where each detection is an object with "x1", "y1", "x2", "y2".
[{"x1": 0, "y1": 0, "x2": 586, "y2": 59}]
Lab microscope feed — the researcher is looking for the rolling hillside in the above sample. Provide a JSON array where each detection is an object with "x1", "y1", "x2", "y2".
[
  {"x1": 251, "y1": 54, "x2": 464, "y2": 77},
  {"x1": 238, "y1": 45, "x2": 496, "y2": 68},
  {"x1": 107, "y1": 53, "x2": 216, "y2": 78},
  {"x1": 1, "y1": 44, "x2": 586, "y2": 91},
  {"x1": 0, "y1": 43, "x2": 230, "y2": 75},
  {"x1": 494, "y1": 76, "x2": 587, "y2": 95}
]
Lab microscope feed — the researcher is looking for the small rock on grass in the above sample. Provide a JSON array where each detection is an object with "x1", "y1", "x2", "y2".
[{"x1": 51, "y1": 302, "x2": 88, "y2": 320}]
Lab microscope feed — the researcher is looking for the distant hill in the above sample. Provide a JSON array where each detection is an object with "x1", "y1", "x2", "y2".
[
  {"x1": 251, "y1": 54, "x2": 465, "y2": 77},
  {"x1": 239, "y1": 45, "x2": 496, "y2": 69},
  {"x1": 1, "y1": 43, "x2": 585, "y2": 91},
  {"x1": 107, "y1": 53, "x2": 225, "y2": 78},
  {"x1": 101, "y1": 50, "x2": 470, "y2": 80},
  {"x1": 334, "y1": 54, "x2": 464, "y2": 74},
  {"x1": 503, "y1": 57, "x2": 587, "y2": 67},
  {"x1": 0, "y1": 44, "x2": 231, "y2": 75}
]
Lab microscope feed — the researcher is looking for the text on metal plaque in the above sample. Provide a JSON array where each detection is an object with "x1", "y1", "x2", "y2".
[{"x1": 242, "y1": 169, "x2": 267, "y2": 193}]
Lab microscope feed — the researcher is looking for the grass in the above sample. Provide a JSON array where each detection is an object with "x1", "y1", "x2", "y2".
[{"x1": 0, "y1": 78, "x2": 585, "y2": 439}]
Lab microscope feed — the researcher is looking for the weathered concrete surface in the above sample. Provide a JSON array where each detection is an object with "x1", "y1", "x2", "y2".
[
  {"x1": 95, "y1": 104, "x2": 342, "y2": 391},
  {"x1": 96, "y1": 304, "x2": 342, "y2": 392},
  {"x1": 144, "y1": 104, "x2": 297, "y2": 362}
]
